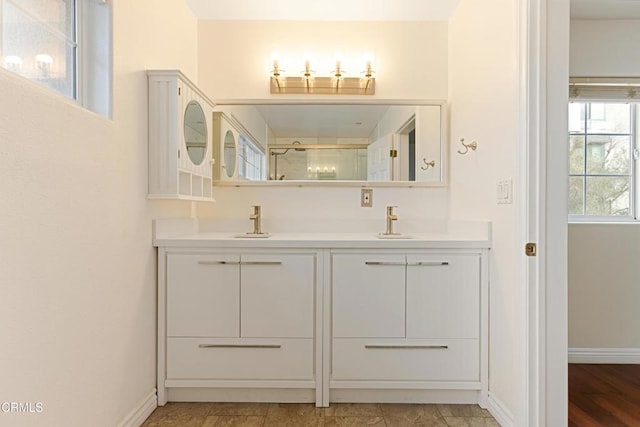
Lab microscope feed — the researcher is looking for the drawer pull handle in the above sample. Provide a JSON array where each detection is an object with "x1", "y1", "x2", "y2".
[
  {"x1": 240, "y1": 261, "x2": 283, "y2": 266},
  {"x1": 364, "y1": 345, "x2": 449, "y2": 350},
  {"x1": 407, "y1": 262, "x2": 449, "y2": 266},
  {"x1": 197, "y1": 261, "x2": 240, "y2": 265},
  {"x1": 198, "y1": 344, "x2": 282, "y2": 349},
  {"x1": 364, "y1": 261, "x2": 406, "y2": 266}
]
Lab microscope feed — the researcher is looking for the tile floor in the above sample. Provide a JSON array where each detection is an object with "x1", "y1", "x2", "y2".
[{"x1": 142, "y1": 402, "x2": 499, "y2": 426}]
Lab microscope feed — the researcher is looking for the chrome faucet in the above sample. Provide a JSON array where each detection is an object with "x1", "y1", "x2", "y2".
[
  {"x1": 385, "y1": 205, "x2": 398, "y2": 235},
  {"x1": 249, "y1": 205, "x2": 263, "y2": 234}
]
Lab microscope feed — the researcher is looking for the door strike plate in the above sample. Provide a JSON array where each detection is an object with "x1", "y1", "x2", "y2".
[{"x1": 525, "y1": 242, "x2": 537, "y2": 257}]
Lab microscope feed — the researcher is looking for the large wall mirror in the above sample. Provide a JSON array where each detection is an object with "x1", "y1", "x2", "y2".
[{"x1": 212, "y1": 101, "x2": 447, "y2": 187}]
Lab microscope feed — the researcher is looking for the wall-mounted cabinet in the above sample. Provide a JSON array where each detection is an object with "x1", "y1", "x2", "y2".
[
  {"x1": 212, "y1": 112, "x2": 239, "y2": 182},
  {"x1": 148, "y1": 70, "x2": 215, "y2": 201}
]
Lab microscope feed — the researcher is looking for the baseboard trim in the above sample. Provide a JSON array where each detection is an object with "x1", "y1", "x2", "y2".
[
  {"x1": 118, "y1": 389, "x2": 158, "y2": 427},
  {"x1": 568, "y1": 348, "x2": 640, "y2": 364},
  {"x1": 487, "y1": 392, "x2": 514, "y2": 427}
]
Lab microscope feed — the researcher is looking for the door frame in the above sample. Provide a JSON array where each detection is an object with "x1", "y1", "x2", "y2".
[{"x1": 521, "y1": 0, "x2": 569, "y2": 425}]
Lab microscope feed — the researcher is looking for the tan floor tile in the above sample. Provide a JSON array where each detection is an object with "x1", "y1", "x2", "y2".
[
  {"x1": 324, "y1": 416, "x2": 385, "y2": 426},
  {"x1": 380, "y1": 403, "x2": 441, "y2": 417},
  {"x1": 323, "y1": 403, "x2": 382, "y2": 417},
  {"x1": 385, "y1": 414, "x2": 448, "y2": 426},
  {"x1": 437, "y1": 405, "x2": 492, "y2": 418},
  {"x1": 208, "y1": 403, "x2": 273, "y2": 416},
  {"x1": 149, "y1": 402, "x2": 215, "y2": 418},
  {"x1": 202, "y1": 415, "x2": 265, "y2": 427},
  {"x1": 268, "y1": 403, "x2": 324, "y2": 417},
  {"x1": 141, "y1": 413, "x2": 208, "y2": 427},
  {"x1": 264, "y1": 414, "x2": 323, "y2": 426},
  {"x1": 443, "y1": 417, "x2": 500, "y2": 427}
]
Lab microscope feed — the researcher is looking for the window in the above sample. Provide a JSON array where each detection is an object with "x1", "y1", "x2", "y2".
[
  {"x1": 238, "y1": 135, "x2": 266, "y2": 181},
  {"x1": 568, "y1": 101, "x2": 638, "y2": 220},
  {"x1": 1, "y1": 0, "x2": 111, "y2": 116},
  {"x1": 1, "y1": 0, "x2": 77, "y2": 98}
]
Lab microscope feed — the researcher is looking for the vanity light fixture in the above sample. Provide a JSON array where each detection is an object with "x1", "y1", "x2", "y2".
[
  {"x1": 35, "y1": 54, "x2": 53, "y2": 78},
  {"x1": 3, "y1": 55, "x2": 23, "y2": 72},
  {"x1": 270, "y1": 54, "x2": 376, "y2": 95}
]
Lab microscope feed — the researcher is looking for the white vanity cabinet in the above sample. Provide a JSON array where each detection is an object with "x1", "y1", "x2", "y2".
[
  {"x1": 158, "y1": 249, "x2": 320, "y2": 405},
  {"x1": 154, "y1": 224, "x2": 490, "y2": 408},
  {"x1": 148, "y1": 70, "x2": 215, "y2": 201},
  {"x1": 329, "y1": 250, "x2": 487, "y2": 405}
]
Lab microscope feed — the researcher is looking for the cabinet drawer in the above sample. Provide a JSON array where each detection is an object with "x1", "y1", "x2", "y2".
[
  {"x1": 332, "y1": 338, "x2": 479, "y2": 382},
  {"x1": 167, "y1": 338, "x2": 314, "y2": 381}
]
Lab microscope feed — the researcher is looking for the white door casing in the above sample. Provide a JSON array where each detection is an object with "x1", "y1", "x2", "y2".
[{"x1": 520, "y1": 0, "x2": 569, "y2": 425}]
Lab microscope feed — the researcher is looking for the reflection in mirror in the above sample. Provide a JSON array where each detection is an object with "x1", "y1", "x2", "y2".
[
  {"x1": 224, "y1": 130, "x2": 237, "y2": 177},
  {"x1": 270, "y1": 144, "x2": 367, "y2": 180},
  {"x1": 183, "y1": 101, "x2": 207, "y2": 166},
  {"x1": 213, "y1": 102, "x2": 445, "y2": 185}
]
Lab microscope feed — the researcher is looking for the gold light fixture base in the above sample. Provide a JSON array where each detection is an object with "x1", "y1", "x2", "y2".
[{"x1": 270, "y1": 76, "x2": 375, "y2": 95}]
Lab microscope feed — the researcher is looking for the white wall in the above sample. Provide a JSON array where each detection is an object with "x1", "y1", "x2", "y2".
[
  {"x1": 569, "y1": 224, "x2": 640, "y2": 347},
  {"x1": 196, "y1": 21, "x2": 450, "y2": 221},
  {"x1": 0, "y1": 1, "x2": 203, "y2": 426},
  {"x1": 571, "y1": 20, "x2": 640, "y2": 76},
  {"x1": 198, "y1": 21, "x2": 448, "y2": 101},
  {"x1": 448, "y1": 0, "x2": 521, "y2": 421},
  {"x1": 569, "y1": 19, "x2": 640, "y2": 350}
]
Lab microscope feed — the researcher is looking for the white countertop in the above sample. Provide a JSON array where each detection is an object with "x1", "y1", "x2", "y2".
[{"x1": 153, "y1": 219, "x2": 491, "y2": 249}]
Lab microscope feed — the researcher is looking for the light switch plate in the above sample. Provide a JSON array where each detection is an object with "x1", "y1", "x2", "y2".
[
  {"x1": 497, "y1": 178, "x2": 513, "y2": 204},
  {"x1": 361, "y1": 188, "x2": 373, "y2": 207}
]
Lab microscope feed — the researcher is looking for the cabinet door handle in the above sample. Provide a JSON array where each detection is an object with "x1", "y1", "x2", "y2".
[
  {"x1": 364, "y1": 261, "x2": 406, "y2": 266},
  {"x1": 197, "y1": 260, "x2": 240, "y2": 265},
  {"x1": 407, "y1": 262, "x2": 449, "y2": 266},
  {"x1": 198, "y1": 344, "x2": 281, "y2": 349},
  {"x1": 364, "y1": 344, "x2": 449, "y2": 350},
  {"x1": 240, "y1": 261, "x2": 282, "y2": 266}
]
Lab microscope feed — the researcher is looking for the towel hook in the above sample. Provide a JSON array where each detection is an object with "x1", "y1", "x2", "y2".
[
  {"x1": 421, "y1": 159, "x2": 436, "y2": 170},
  {"x1": 457, "y1": 138, "x2": 478, "y2": 155}
]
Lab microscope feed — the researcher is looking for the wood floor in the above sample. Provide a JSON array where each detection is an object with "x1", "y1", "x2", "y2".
[{"x1": 569, "y1": 364, "x2": 640, "y2": 426}]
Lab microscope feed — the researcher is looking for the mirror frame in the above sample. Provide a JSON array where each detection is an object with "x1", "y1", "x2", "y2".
[{"x1": 212, "y1": 99, "x2": 448, "y2": 188}]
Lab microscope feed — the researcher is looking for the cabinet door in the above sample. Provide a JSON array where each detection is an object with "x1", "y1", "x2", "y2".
[
  {"x1": 240, "y1": 254, "x2": 315, "y2": 338},
  {"x1": 332, "y1": 254, "x2": 406, "y2": 338},
  {"x1": 167, "y1": 253, "x2": 240, "y2": 337},
  {"x1": 406, "y1": 254, "x2": 480, "y2": 339}
]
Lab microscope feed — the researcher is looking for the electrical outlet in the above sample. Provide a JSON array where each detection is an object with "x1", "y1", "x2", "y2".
[{"x1": 361, "y1": 188, "x2": 373, "y2": 207}]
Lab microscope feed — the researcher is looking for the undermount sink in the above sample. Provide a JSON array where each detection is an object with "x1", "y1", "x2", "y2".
[
  {"x1": 376, "y1": 233, "x2": 413, "y2": 239},
  {"x1": 233, "y1": 233, "x2": 271, "y2": 238}
]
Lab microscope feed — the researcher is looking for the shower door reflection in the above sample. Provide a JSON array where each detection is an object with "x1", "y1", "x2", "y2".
[{"x1": 269, "y1": 144, "x2": 368, "y2": 181}]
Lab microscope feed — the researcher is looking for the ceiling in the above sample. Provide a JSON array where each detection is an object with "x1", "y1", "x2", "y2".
[
  {"x1": 183, "y1": 0, "x2": 460, "y2": 21},
  {"x1": 185, "y1": 0, "x2": 640, "y2": 21},
  {"x1": 571, "y1": 0, "x2": 640, "y2": 19},
  {"x1": 255, "y1": 104, "x2": 390, "y2": 138}
]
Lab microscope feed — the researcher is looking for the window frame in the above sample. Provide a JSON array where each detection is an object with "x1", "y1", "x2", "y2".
[
  {"x1": 238, "y1": 134, "x2": 266, "y2": 181},
  {"x1": 0, "y1": 0, "x2": 111, "y2": 118},
  {"x1": 568, "y1": 100, "x2": 640, "y2": 223}
]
